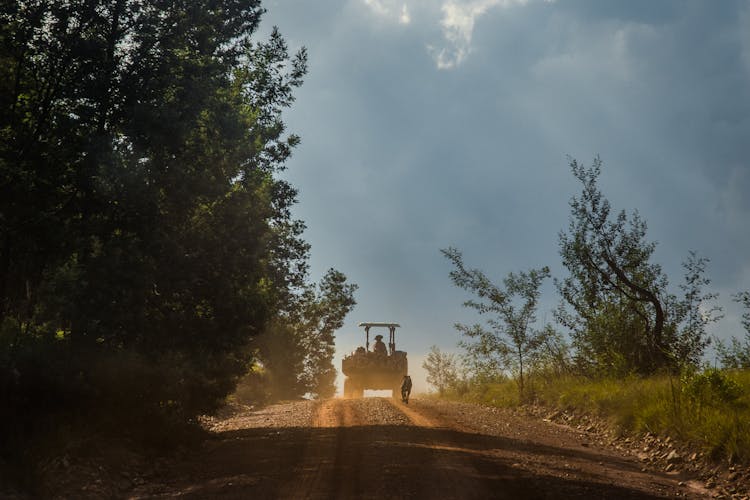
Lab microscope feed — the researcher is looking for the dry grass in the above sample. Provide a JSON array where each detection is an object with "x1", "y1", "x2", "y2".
[{"x1": 457, "y1": 369, "x2": 750, "y2": 463}]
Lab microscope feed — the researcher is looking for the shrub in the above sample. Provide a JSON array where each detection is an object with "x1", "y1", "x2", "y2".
[{"x1": 453, "y1": 368, "x2": 750, "y2": 463}]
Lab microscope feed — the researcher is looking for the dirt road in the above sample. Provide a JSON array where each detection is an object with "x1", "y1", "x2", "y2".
[{"x1": 129, "y1": 397, "x2": 708, "y2": 499}]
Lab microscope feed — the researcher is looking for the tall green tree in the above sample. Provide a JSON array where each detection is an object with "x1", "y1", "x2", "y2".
[
  {"x1": 294, "y1": 269, "x2": 357, "y2": 398},
  {"x1": 717, "y1": 291, "x2": 750, "y2": 369},
  {"x1": 1, "y1": 0, "x2": 310, "y2": 423},
  {"x1": 422, "y1": 345, "x2": 458, "y2": 396},
  {"x1": 670, "y1": 251, "x2": 723, "y2": 367},
  {"x1": 252, "y1": 269, "x2": 357, "y2": 400},
  {"x1": 443, "y1": 247, "x2": 551, "y2": 399},
  {"x1": 556, "y1": 158, "x2": 720, "y2": 375}
]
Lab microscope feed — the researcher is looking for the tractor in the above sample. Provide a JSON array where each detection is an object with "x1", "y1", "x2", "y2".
[{"x1": 342, "y1": 322, "x2": 408, "y2": 398}]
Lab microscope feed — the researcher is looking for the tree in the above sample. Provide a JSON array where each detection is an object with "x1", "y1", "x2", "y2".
[
  {"x1": 529, "y1": 324, "x2": 572, "y2": 377},
  {"x1": 422, "y1": 345, "x2": 458, "y2": 396},
  {"x1": 670, "y1": 251, "x2": 723, "y2": 367},
  {"x1": 251, "y1": 269, "x2": 357, "y2": 400},
  {"x1": 0, "y1": 0, "x2": 311, "y2": 427},
  {"x1": 442, "y1": 247, "x2": 551, "y2": 399},
  {"x1": 294, "y1": 269, "x2": 358, "y2": 398},
  {"x1": 556, "y1": 157, "x2": 720, "y2": 375},
  {"x1": 716, "y1": 292, "x2": 750, "y2": 369}
]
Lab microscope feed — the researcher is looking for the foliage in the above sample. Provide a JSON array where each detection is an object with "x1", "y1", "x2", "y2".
[
  {"x1": 683, "y1": 368, "x2": 742, "y2": 410},
  {"x1": 442, "y1": 247, "x2": 552, "y2": 400},
  {"x1": 716, "y1": 291, "x2": 750, "y2": 369},
  {"x1": 422, "y1": 345, "x2": 459, "y2": 396},
  {"x1": 556, "y1": 157, "x2": 721, "y2": 376},
  {"x1": 0, "y1": 0, "x2": 340, "y2": 448},
  {"x1": 297, "y1": 269, "x2": 357, "y2": 398},
  {"x1": 247, "y1": 268, "x2": 357, "y2": 401},
  {"x1": 670, "y1": 251, "x2": 723, "y2": 366},
  {"x1": 528, "y1": 324, "x2": 572, "y2": 377},
  {"x1": 459, "y1": 369, "x2": 750, "y2": 463},
  {"x1": 233, "y1": 364, "x2": 271, "y2": 406}
]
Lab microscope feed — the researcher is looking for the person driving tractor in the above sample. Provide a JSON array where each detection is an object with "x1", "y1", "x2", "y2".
[{"x1": 373, "y1": 334, "x2": 387, "y2": 355}]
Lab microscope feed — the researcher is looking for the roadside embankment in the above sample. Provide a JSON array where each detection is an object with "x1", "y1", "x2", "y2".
[{"x1": 443, "y1": 369, "x2": 750, "y2": 498}]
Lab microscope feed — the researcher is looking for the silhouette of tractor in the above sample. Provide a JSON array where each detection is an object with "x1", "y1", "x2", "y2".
[{"x1": 342, "y1": 322, "x2": 408, "y2": 398}]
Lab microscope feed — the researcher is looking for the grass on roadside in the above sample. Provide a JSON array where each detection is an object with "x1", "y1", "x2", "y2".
[{"x1": 454, "y1": 369, "x2": 750, "y2": 463}]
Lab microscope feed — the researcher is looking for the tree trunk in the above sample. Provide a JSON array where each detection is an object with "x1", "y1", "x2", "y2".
[
  {"x1": 518, "y1": 347, "x2": 524, "y2": 401},
  {"x1": 603, "y1": 254, "x2": 667, "y2": 370}
]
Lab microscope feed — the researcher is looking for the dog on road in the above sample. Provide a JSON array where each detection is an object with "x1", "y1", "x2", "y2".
[{"x1": 400, "y1": 375, "x2": 412, "y2": 404}]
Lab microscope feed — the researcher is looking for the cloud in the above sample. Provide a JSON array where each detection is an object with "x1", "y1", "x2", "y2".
[
  {"x1": 720, "y1": 165, "x2": 750, "y2": 233},
  {"x1": 740, "y1": 3, "x2": 750, "y2": 79},
  {"x1": 361, "y1": 0, "x2": 554, "y2": 69},
  {"x1": 363, "y1": 0, "x2": 411, "y2": 25},
  {"x1": 400, "y1": 4, "x2": 411, "y2": 24},
  {"x1": 430, "y1": 0, "x2": 527, "y2": 68}
]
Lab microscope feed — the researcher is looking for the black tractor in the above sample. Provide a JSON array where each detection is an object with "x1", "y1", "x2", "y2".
[{"x1": 342, "y1": 322, "x2": 407, "y2": 398}]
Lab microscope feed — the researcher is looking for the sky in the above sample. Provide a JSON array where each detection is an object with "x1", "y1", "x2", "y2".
[{"x1": 258, "y1": 0, "x2": 750, "y2": 394}]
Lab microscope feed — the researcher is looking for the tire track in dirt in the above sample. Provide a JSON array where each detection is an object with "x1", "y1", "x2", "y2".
[
  {"x1": 129, "y1": 398, "x2": 707, "y2": 499},
  {"x1": 280, "y1": 398, "x2": 365, "y2": 499},
  {"x1": 280, "y1": 399, "x2": 339, "y2": 499},
  {"x1": 386, "y1": 398, "x2": 499, "y2": 499},
  {"x1": 311, "y1": 398, "x2": 340, "y2": 427},
  {"x1": 389, "y1": 398, "x2": 438, "y2": 428}
]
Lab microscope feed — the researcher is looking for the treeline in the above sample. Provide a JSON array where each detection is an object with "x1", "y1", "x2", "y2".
[
  {"x1": 427, "y1": 157, "x2": 750, "y2": 400},
  {"x1": 0, "y1": 0, "x2": 354, "y2": 454}
]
